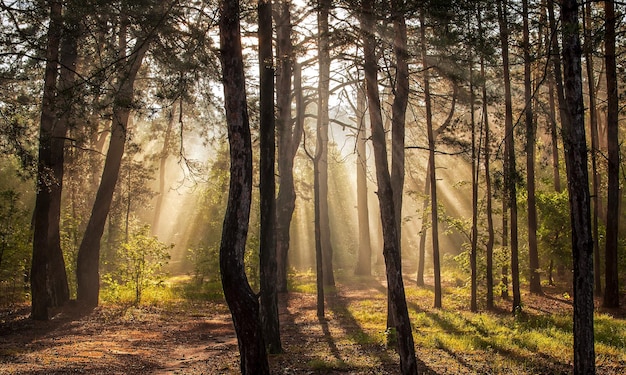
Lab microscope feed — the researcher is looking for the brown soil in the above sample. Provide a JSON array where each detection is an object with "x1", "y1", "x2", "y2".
[{"x1": 0, "y1": 277, "x2": 624, "y2": 374}]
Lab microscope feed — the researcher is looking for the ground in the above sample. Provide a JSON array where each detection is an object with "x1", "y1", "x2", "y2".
[{"x1": 1, "y1": 275, "x2": 625, "y2": 374}]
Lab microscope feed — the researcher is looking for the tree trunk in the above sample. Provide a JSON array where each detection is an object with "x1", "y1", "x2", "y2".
[
  {"x1": 362, "y1": 3, "x2": 417, "y2": 373},
  {"x1": 478, "y1": 7, "x2": 495, "y2": 310},
  {"x1": 355, "y1": 83, "x2": 372, "y2": 276},
  {"x1": 76, "y1": 25, "x2": 150, "y2": 307},
  {"x1": 32, "y1": 0, "x2": 67, "y2": 320},
  {"x1": 603, "y1": 0, "x2": 620, "y2": 309},
  {"x1": 523, "y1": 0, "x2": 542, "y2": 295},
  {"x1": 258, "y1": 0, "x2": 282, "y2": 354},
  {"x1": 219, "y1": 0, "x2": 269, "y2": 372},
  {"x1": 275, "y1": 0, "x2": 301, "y2": 293},
  {"x1": 152, "y1": 105, "x2": 175, "y2": 235},
  {"x1": 497, "y1": 0, "x2": 521, "y2": 313},
  {"x1": 421, "y1": 8, "x2": 442, "y2": 309},
  {"x1": 469, "y1": 32, "x2": 478, "y2": 312},
  {"x1": 416, "y1": 162, "x2": 430, "y2": 287},
  {"x1": 317, "y1": 0, "x2": 335, "y2": 287},
  {"x1": 560, "y1": 1, "x2": 596, "y2": 372},
  {"x1": 583, "y1": 3, "x2": 602, "y2": 298}
]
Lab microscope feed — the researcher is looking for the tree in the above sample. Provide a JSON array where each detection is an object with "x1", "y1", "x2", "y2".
[
  {"x1": 258, "y1": 0, "x2": 282, "y2": 354},
  {"x1": 77, "y1": 4, "x2": 156, "y2": 307},
  {"x1": 603, "y1": 0, "x2": 620, "y2": 309},
  {"x1": 275, "y1": 0, "x2": 303, "y2": 292},
  {"x1": 31, "y1": 0, "x2": 70, "y2": 320},
  {"x1": 421, "y1": 6, "x2": 442, "y2": 309},
  {"x1": 218, "y1": 0, "x2": 269, "y2": 371},
  {"x1": 361, "y1": 1, "x2": 417, "y2": 372},
  {"x1": 497, "y1": 0, "x2": 521, "y2": 313},
  {"x1": 523, "y1": 0, "x2": 541, "y2": 295},
  {"x1": 317, "y1": 0, "x2": 335, "y2": 288},
  {"x1": 477, "y1": 4, "x2": 495, "y2": 310},
  {"x1": 560, "y1": 0, "x2": 595, "y2": 372},
  {"x1": 583, "y1": 1, "x2": 602, "y2": 298},
  {"x1": 354, "y1": 83, "x2": 372, "y2": 276}
]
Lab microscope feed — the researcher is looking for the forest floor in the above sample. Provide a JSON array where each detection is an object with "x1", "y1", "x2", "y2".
[{"x1": 1, "y1": 273, "x2": 625, "y2": 374}]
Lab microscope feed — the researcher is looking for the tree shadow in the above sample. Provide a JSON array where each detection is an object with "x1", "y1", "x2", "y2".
[{"x1": 328, "y1": 278, "x2": 439, "y2": 374}]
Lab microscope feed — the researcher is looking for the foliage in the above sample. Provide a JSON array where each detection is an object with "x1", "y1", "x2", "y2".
[
  {"x1": 103, "y1": 224, "x2": 172, "y2": 304},
  {"x1": 535, "y1": 190, "x2": 572, "y2": 270},
  {"x1": 0, "y1": 188, "x2": 32, "y2": 304}
]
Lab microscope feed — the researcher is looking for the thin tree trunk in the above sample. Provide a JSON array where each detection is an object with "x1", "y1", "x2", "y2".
[
  {"x1": 560, "y1": 1, "x2": 596, "y2": 373},
  {"x1": 469, "y1": 31, "x2": 478, "y2": 312},
  {"x1": 219, "y1": 0, "x2": 269, "y2": 372},
  {"x1": 523, "y1": 0, "x2": 542, "y2": 295},
  {"x1": 275, "y1": 0, "x2": 300, "y2": 293},
  {"x1": 152, "y1": 106, "x2": 175, "y2": 235},
  {"x1": 583, "y1": 2, "x2": 602, "y2": 298},
  {"x1": 416, "y1": 163, "x2": 430, "y2": 287},
  {"x1": 603, "y1": 0, "x2": 620, "y2": 309},
  {"x1": 498, "y1": 0, "x2": 521, "y2": 313},
  {"x1": 258, "y1": 0, "x2": 282, "y2": 354},
  {"x1": 355, "y1": 83, "x2": 372, "y2": 276},
  {"x1": 478, "y1": 7, "x2": 495, "y2": 310},
  {"x1": 362, "y1": 3, "x2": 417, "y2": 373},
  {"x1": 76, "y1": 24, "x2": 150, "y2": 307},
  {"x1": 387, "y1": 0, "x2": 409, "y2": 331},
  {"x1": 420, "y1": 9, "x2": 442, "y2": 309},
  {"x1": 317, "y1": 0, "x2": 334, "y2": 287}
]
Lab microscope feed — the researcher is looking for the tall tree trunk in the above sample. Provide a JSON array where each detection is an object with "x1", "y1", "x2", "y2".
[
  {"x1": 497, "y1": 0, "x2": 521, "y2": 313},
  {"x1": 523, "y1": 0, "x2": 542, "y2": 295},
  {"x1": 275, "y1": 0, "x2": 301, "y2": 293},
  {"x1": 421, "y1": 8, "x2": 442, "y2": 309},
  {"x1": 218, "y1": 0, "x2": 269, "y2": 372},
  {"x1": 355, "y1": 83, "x2": 372, "y2": 276},
  {"x1": 387, "y1": 0, "x2": 409, "y2": 330},
  {"x1": 258, "y1": 0, "x2": 282, "y2": 354},
  {"x1": 561, "y1": 1, "x2": 596, "y2": 373},
  {"x1": 361, "y1": 3, "x2": 417, "y2": 373},
  {"x1": 317, "y1": 0, "x2": 334, "y2": 287},
  {"x1": 32, "y1": 0, "x2": 67, "y2": 320},
  {"x1": 391, "y1": 0, "x2": 408, "y2": 262},
  {"x1": 478, "y1": 7, "x2": 495, "y2": 310},
  {"x1": 583, "y1": 2, "x2": 602, "y2": 298},
  {"x1": 469, "y1": 31, "x2": 478, "y2": 312},
  {"x1": 603, "y1": 0, "x2": 620, "y2": 309},
  {"x1": 152, "y1": 105, "x2": 175, "y2": 235},
  {"x1": 76, "y1": 24, "x2": 150, "y2": 307}
]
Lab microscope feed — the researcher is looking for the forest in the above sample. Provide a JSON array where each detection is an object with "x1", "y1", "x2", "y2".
[{"x1": 0, "y1": 0, "x2": 625, "y2": 374}]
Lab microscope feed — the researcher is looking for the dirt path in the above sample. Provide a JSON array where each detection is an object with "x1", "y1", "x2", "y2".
[{"x1": 1, "y1": 277, "x2": 624, "y2": 374}]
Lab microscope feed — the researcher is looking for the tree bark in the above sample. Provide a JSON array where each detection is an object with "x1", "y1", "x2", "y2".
[
  {"x1": 362, "y1": 3, "x2": 417, "y2": 373},
  {"x1": 497, "y1": 0, "x2": 521, "y2": 313},
  {"x1": 560, "y1": 1, "x2": 596, "y2": 372},
  {"x1": 603, "y1": 0, "x2": 620, "y2": 309},
  {"x1": 76, "y1": 23, "x2": 150, "y2": 307},
  {"x1": 469, "y1": 31, "x2": 478, "y2": 313},
  {"x1": 355, "y1": 83, "x2": 372, "y2": 276},
  {"x1": 317, "y1": 0, "x2": 335, "y2": 287},
  {"x1": 478, "y1": 7, "x2": 495, "y2": 310},
  {"x1": 152, "y1": 105, "x2": 175, "y2": 235},
  {"x1": 258, "y1": 0, "x2": 282, "y2": 354},
  {"x1": 523, "y1": 0, "x2": 542, "y2": 295},
  {"x1": 32, "y1": 0, "x2": 67, "y2": 320},
  {"x1": 219, "y1": 0, "x2": 269, "y2": 372},
  {"x1": 583, "y1": 2, "x2": 602, "y2": 298},
  {"x1": 421, "y1": 7, "x2": 442, "y2": 309},
  {"x1": 275, "y1": 0, "x2": 301, "y2": 293}
]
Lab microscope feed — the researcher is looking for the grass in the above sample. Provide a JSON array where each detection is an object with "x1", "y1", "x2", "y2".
[{"x1": 286, "y1": 271, "x2": 625, "y2": 373}]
